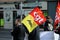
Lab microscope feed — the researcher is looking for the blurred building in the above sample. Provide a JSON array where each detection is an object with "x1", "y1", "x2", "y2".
[{"x1": 0, "y1": 0, "x2": 57, "y2": 29}]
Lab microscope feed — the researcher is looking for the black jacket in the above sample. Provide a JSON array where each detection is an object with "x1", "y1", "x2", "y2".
[
  {"x1": 11, "y1": 25, "x2": 25, "y2": 40},
  {"x1": 55, "y1": 27, "x2": 60, "y2": 35},
  {"x1": 44, "y1": 20, "x2": 50, "y2": 31}
]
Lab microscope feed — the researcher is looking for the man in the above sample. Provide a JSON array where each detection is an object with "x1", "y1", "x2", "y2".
[
  {"x1": 11, "y1": 15, "x2": 25, "y2": 40},
  {"x1": 44, "y1": 16, "x2": 53, "y2": 31}
]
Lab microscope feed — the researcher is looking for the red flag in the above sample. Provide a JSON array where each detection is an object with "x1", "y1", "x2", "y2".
[
  {"x1": 54, "y1": 1, "x2": 60, "y2": 29},
  {"x1": 22, "y1": 7, "x2": 46, "y2": 33},
  {"x1": 29, "y1": 7, "x2": 46, "y2": 25}
]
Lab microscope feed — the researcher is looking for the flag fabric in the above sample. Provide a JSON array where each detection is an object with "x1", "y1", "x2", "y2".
[
  {"x1": 29, "y1": 7, "x2": 46, "y2": 25},
  {"x1": 54, "y1": 1, "x2": 60, "y2": 29},
  {"x1": 22, "y1": 7, "x2": 46, "y2": 33},
  {"x1": 22, "y1": 15, "x2": 38, "y2": 33}
]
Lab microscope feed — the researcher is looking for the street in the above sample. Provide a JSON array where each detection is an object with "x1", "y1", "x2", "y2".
[
  {"x1": 0, "y1": 29, "x2": 59, "y2": 40},
  {"x1": 0, "y1": 29, "x2": 12, "y2": 40}
]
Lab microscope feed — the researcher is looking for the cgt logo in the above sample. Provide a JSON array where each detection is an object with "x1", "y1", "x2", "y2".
[{"x1": 34, "y1": 12, "x2": 43, "y2": 23}]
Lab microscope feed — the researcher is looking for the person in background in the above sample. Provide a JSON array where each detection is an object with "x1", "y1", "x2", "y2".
[
  {"x1": 54, "y1": 23, "x2": 60, "y2": 34},
  {"x1": 44, "y1": 16, "x2": 53, "y2": 31},
  {"x1": 54, "y1": 23, "x2": 60, "y2": 40},
  {"x1": 54, "y1": 22, "x2": 60, "y2": 34},
  {"x1": 11, "y1": 14, "x2": 26, "y2": 40}
]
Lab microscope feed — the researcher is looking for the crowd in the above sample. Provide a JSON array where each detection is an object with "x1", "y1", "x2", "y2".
[{"x1": 11, "y1": 14, "x2": 60, "y2": 40}]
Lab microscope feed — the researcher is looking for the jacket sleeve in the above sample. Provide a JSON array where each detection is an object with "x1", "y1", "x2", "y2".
[{"x1": 11, "y1": 27, "x2": 20, "y2": 36}]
